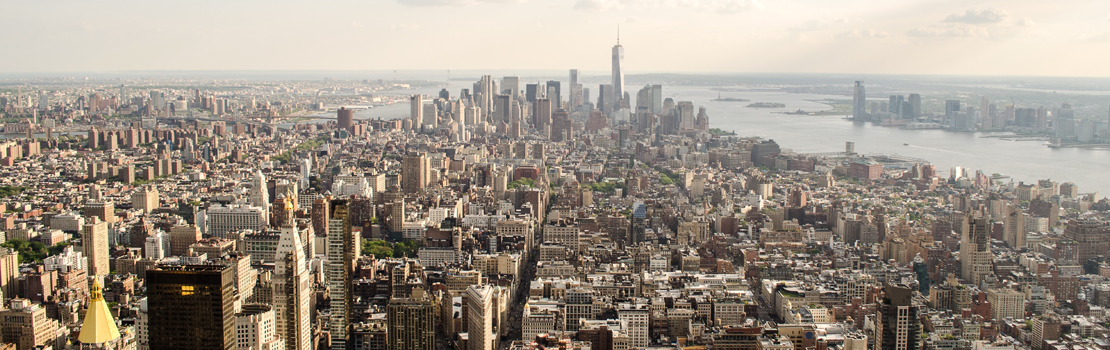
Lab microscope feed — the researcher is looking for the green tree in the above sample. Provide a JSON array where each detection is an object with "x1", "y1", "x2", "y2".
[
  {"x1": 0, "y1": 186, "x2": 27, "y2": 198},
  {"x1": 507, "y1": 178, "x2": 535, "y2": 189},
  {"x1": 0, "y1": 239, "x2": 64, "y2": 263},
  {"x1": 394, "y1": 240, "x2": 423, "y2": 258}
]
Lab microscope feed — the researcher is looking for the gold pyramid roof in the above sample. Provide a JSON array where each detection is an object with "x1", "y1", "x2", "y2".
[{"x1": 78, "y1": 282, "x2": 121, "y2": 344}]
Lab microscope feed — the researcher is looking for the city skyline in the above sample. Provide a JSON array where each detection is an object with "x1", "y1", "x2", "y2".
[
  {"x1": 1, "y1": 1, "x2": 1110, "y2": 349},
  {"x1": 1, "y1": 0, "x2": 1109, "y2": 76}
]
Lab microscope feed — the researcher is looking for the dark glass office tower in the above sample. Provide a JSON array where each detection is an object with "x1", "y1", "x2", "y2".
[{"x1": 147, "y1": 264, "x2": 236, "y2": 350}]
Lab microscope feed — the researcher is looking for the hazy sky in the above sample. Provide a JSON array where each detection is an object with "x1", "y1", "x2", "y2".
[{"x1": 2, "y1": 0, "x2": 1109, "y2": 76}]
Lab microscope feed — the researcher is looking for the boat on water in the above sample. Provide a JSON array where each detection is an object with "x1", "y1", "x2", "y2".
[{"x1": 904, "y1": 143, "x2": 909, "y2": 146}]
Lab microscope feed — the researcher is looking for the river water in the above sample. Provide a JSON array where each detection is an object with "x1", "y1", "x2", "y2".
[{"x1": 288, "y1": 82, "x2": 1110, "y2": 197}]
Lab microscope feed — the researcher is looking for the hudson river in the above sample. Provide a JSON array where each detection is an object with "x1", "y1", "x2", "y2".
[{"x1": 318, "y1": 83, "x2": 1110, "y2": 197}]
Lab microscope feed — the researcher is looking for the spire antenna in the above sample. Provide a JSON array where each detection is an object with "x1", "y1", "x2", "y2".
[{"x1": 617, "y1": 24, "x2": 620, "y2": 45}]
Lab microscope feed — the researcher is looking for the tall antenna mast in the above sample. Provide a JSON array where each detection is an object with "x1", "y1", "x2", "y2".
[{"x1": 617, "y1": 24, "x2": 620, "y2": 45}]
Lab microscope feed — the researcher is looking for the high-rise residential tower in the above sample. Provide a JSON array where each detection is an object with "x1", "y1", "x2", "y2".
[
  {"x1": 328, "y1": 200, "x2": 358, "y2": 350},
  {"x1": 132, "y1": 187, "x2": 159, "y2": 214},
  {"x1": 337, "y1": 107, "x2": 354, "y2": 132},
  {"x1": 877, "y1": 284, "x2": 920, "y2": 350},
  {"x1": 82, "y1": 219, "x2": 110, "y2": 278}
]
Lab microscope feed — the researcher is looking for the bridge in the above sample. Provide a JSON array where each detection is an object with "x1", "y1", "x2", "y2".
[{"x1": 160, "y1": 115, "x2": 273, "y2": 128}]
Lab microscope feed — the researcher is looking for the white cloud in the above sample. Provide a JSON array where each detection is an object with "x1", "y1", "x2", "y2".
[
  {"x1": 943, "y1": 7, "x2": 1009, "y2": 24},
  {"x1": 906, "y1": 23, "x2": 990, "y2": 37},
  {"x1": 837, "y1": 28, "x2": 890, "y2": 40},
  {"x1": 909, "y1": 10, "x2": 1037, "y2": 40},
  {"x1": 791, "y1": 17, "x2": 852, "y2": 32},
  {"x1": 573, "y1": 0, "x2": 761, "y2": 15},
  {"x1": 1081, "y1": 32, "x2": 1110, "y2": 43}
]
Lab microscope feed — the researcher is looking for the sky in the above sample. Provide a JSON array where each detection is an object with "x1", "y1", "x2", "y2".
[{"x1": 1, "y1": 0, "x2": 1109, "y2": 77}]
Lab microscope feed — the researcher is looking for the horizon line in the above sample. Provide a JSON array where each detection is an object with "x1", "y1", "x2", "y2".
[{"x1": 1, "y1": 70, "x2": 1110, "y2": 80}]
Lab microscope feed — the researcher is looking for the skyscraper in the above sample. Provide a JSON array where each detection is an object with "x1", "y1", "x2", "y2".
[
  {"x1": 467, "y1": 285, "x2": 497, "y2": 350},
  {"x1": 545, "y1": 80, "x2": 561, "y2": 109},
  {"x1": 1064, "y1": 220, "x2": 1109, "y2": 265},
  {"x1": 598, "y1": 84, "x2": 614, "y2": 114},
  {"x1": 525, "y1": 83, "x2": 542, "y2": 103},
  {"x1": 475, "y1": 76, "x2": 496, "y2": 121},
  {"x1": 533, "y1": 98, "x2": 552, "y2": 128},
  {"x1": 0, "y1": 298, "x2": 61, "y2": 350},
  {"x1": 960, "y1": 214, "x2": 992, "y2": 285},
  {"x1": 402, "y1": 152, "x2": 430, "y2": 194},
  {"x1": 410, "y1": 94, "x2": 423, "y2": 127},
  {"x1": 651, "y1": 85, "x2": 663, "y2": 114},
  {"x1": 945, "y1": 100, "x2": 961, "y2": 116},
  {"x1": 328, "y1": 200, "x2": 358, "y2": 350},
  {"x1": 852, "y1": 81, "x2": 867, "y2": 120},
  {"x1": 612, "y1": 37, "x2": 625, "y2": 110},
  {"x1": 908, "y1": 94, "x2": 921, "y2": 118},
  {"x1": 888, "y1": 95, "x2": 904, "y2": 115},
  {"x1": 386, "y1": 286, "x2": 438, "y2": 350},
  {"x1": 877, "y1": 284, "x2": 920, "y2": 350},
  {"x1": 980, "y1": 96, "x2": 991, "y2": 130},
  {"x1": 274, "y1": 199, "x2": 312, "y2": 350},
  {"x1": 235, "y1": 305, "x2": 284, "y2": 350},
  {"x1": 494, "y1": 94, "x2": 511, "y2": 123},
  {"x1": 249, "y1": 169, "x2": 269, "y2": 219},
  {"x1": 629, "y1": 202, "x2": 646, "y2": 246},
  {"x1": 501, "y1": 76, "x2": 520, "y2": 99},
  {"x1": 84, "y1": 200, "x2": 116, "y2": 224},
  {"x1": 0, "y1": 249, "x2": 17, "y2": 301},
  {"x1": 147, "y1": 264, "x2": 236, "y2": 350},
  {"x1": 82, "y1": 219, "x2": 110, "y2": 278},
  {"x1": 423, "y1": 103, "x2": 438, "y2": 127},
  {"x1": 636, "y1": 85, "x2": 653, "y2": 113},
  {"x1": 1003, "y1": 206, "x2": 1026, "y2": 250},
  {"x1": 337, "y1": 107, "x2": 354, "y2": 132},
  {"x1": 677, "y1": 101, "x2": 695, "y2": 130},
  {"x1": 569, "y1": 69, "x2": 582, "y2": 108},
  {"x1": 132, "y1": 187, "x2": 159, "y2": 214}
]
